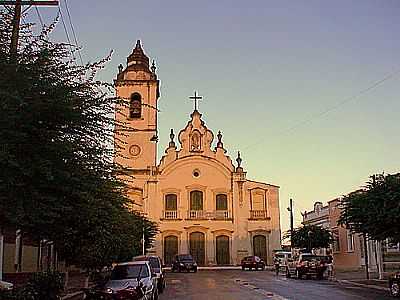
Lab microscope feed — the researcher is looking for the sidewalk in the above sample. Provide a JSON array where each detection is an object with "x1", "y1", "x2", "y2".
[{"x1": 335, "y1": 270, "x2": 389, "y2": 292}]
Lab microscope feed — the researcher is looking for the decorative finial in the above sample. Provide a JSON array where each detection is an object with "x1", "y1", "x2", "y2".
[
  {"x1": 118, "y1": 64, "x2": 123, "y2": 73},
  {"x1": 151, "y1": 60, "x2": 156, "y2": 73},
  {"x1": 135, "y1": 40, "x2": 141, "y2": 48},
  {"x1": 169, "y1": 129, "x2": 176, "y2": 148},
  {"x1": 189, "y1": 91, "x2": 203, "y2": 112},
  {"x1": 236, "y1": 151, "x2": 242, "y2": 169},
  {"x1": 217, "y1": 130, "x2": 223, "y2": 148}
]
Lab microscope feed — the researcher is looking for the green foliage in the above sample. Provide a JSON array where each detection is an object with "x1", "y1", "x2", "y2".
[
  {"x1": 0, "y1": 272, "x2": 63, "y2": 300},
  {"x1": 339, "y1": 173, "x2": 400, "y2": 243},
  {"x1": 0, "y1": 10, "x2": 157, "y2": 270},
  {"x1": 284, "y1": 225, "x2": 333, "y2": 251}
]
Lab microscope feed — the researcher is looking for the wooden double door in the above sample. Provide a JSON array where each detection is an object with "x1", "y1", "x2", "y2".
[
  {"x1": 216, "y1": 235, "x2": 230, "y2": 265},
  {"x1": 189, "y1": 232, "x2": 205, "y2": 265},
  {"x1": 253, "y1": 235, "x2": 268, "y2": 262},
  {"x1": 164, "y1": 236, "x2": 178, "y2": 266}
]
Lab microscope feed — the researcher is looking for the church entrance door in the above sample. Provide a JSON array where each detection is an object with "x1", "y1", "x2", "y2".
[
  {"x1": 164, "y1": 236, "x2": 178, "y2": 266},
  {"x1": 253, "y1": 235, "x2": 267, "y2": 262},
  {"x1": 189, "y1": 232, "x2": 205, "y2": 265},
  {"x1": 216, "y1": 235, "x2": 230, "y2": 265}
]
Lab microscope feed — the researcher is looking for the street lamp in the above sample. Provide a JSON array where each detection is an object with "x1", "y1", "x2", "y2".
[{"x1": 308, "y1": 231, "x2": 312, "y2": 253}]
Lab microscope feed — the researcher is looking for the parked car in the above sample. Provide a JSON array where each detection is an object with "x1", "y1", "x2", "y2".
[
  {"x1": 133, "y1": 255, "x2": 166, "y2": 293},
  {"x1": 0, "y1": 280, "x2": 13, "y2": 292},
  {"x1": 241, "y1": 256, "x2": 266, "y2": 271},
  {"x1": 389, "y1": 271, "x2": 400, "y2": 297},
  {"x1": 84, "y1": 261, "x2": 158, "y2": 300},
  {"x1": 286, "y1": 253, "x2": 327, "y2": 279},
  {"x1": 273, "y1": 251, "x2": 292, "y2": 274},
  {"x1": 171, "y1": 254, "x2": 198, "y2": 272}
]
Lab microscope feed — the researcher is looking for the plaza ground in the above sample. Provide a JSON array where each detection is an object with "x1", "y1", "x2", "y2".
[{"x1": 159, "y1": 270, "x2": 392, "y2": 300}]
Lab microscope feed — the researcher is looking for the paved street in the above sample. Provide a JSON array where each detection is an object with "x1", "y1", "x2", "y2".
[{"x1": 160, "y1": 270, "x2": 392, "y2": 300}]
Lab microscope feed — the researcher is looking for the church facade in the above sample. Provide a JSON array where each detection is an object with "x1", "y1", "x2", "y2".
[{"x1": 114, "y1": 41, "x2": 281, "y2": 265}]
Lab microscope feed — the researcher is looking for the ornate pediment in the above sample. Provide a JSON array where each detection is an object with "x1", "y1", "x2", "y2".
[{"x1": 178, "y1": 110, "x2": 214, "y2": 155}]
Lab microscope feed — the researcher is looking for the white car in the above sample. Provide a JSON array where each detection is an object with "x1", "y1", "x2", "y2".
[{"x1": 0, "y1": 280, "x2": 14, "y2": 291}]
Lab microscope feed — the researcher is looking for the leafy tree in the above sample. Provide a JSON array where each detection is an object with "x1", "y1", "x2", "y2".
[
  {"x1": 284, "y1": 225, "x2": 333, "y2": 252},
  {"x1": 0, "y1": 10, "x2": 157, "y2": 270},
  {"x1": 339, "y1": 173, "x2": 400, "y2": 243}
]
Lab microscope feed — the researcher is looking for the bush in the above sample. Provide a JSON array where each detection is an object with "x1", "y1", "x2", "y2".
[{"x1": 0, "y1": 271, "x2": 64, "y2": 300}]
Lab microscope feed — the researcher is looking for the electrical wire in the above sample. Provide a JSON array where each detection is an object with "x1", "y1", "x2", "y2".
[
  {"x1": 63, "y1": 0, "x2": 83, "y2": 65},
  {"x1": 243, "y1": 67, "x2": 400, "y2": 152},
  {"x1": 35, "y1": 6, "x2": 43, "y2": 27},
  {"x1": 58, "y1": 6, "x2": 75, "y2": 60}
]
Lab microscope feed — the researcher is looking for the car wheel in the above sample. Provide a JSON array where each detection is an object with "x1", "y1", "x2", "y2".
[
  {"x1": 286, "y1": 268, "x2": 291, "y2": 278},
  {"x1": 193, "y1": 267, "x2": 197, "y2": 273},
  {"x1": 390, "y1": 282, "x2": 400, "y2": 297},
  {"x1": 262, "y1": 265, "x2": 265, "y2": 271},
  {"x1": 296, "y1": 269, "x2": 302, "y2": 279}
]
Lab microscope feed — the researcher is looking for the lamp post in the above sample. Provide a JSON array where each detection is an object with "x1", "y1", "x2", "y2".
[{"x1": 308, "y1": 231, "x2": 312, "y2": 253}]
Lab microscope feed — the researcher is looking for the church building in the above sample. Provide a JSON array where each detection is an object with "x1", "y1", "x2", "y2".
[{"x1": 114, "y1": 40, "x2": 281, "y2": 266}]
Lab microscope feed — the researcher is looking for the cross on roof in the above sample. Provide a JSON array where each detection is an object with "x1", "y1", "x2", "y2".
[{"x1": 189, "y1": 91, "x2": 202, "y2": 111}]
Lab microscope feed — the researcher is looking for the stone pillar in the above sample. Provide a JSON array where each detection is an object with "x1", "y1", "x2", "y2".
[{"x1": 232, "y1": 169, "x2": 248, "y2": 265}]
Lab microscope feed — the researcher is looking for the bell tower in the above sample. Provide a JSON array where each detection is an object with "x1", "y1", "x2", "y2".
[{"x1": 114, "y1": 40, "x2": 160, "y2": 170}]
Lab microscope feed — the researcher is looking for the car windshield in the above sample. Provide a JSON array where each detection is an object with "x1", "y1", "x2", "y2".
[
  {"x1": 110, "y1": 264, "x2": 149, "y2": 280},
  {"x1": 148, "y1": 257, "x2": 160, "y2": 270},
  {"x1": 301, "y1": 255, "x2": 318, "y2": 261},
  {"x1": 178, "y1": 255, "x2": 194, "y2": 262}
]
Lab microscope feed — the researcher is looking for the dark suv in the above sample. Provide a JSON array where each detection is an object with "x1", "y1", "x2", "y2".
[
  {"x1": 133, "y1": 256, "x2": 165, "y2": 293},
  {"x1": 241, "y1": 256, "x2": 266, "y2": 271},
  {"x1": 171, "y1": 254, "x2": 198, "y2": 272}
]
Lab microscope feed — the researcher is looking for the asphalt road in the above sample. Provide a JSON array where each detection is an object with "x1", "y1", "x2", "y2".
[{"x1": 160, "y1": 270, "x2": 392, "y2": 300}]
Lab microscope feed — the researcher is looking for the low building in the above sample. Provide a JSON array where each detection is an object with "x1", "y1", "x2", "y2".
[
  {"x1": 302, "y1": 199, "x2": 379, "y2": 272},
  {"x1": 302, "y1": 202, "x2": 330, "y2": 255},
  {"x1": 0, "y1": 229, "x2": 57, "y2": 284}
]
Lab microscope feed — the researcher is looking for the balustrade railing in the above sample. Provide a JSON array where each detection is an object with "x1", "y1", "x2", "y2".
[
  {"x1": 163, "y1": 210, "x2": 179, "y2": 220},
  {"x1": 250, "y1": 210, "x2": 268, "y2": 219},
  {"x1": 187, "y1": 210, "x2": 230, "y2": 220}
]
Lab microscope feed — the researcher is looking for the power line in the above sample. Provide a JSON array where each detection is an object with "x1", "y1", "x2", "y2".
[
  {"x1": 57, "y1": 6, "x2": 74, "y2": 60},
  {"x1": 243, "y1": 67, "x2": 400, "y2": 152},
  {"x1": 34, "y1": 6, "x2": 43, "y2": 27},
  {"x1": 63, "y1": 0, "x2": 82, "y2": 64}
]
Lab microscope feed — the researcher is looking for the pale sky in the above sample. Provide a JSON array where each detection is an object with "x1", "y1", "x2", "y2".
[{"x1": 25, "y1": 0, "x2": 400, "y2": 233}]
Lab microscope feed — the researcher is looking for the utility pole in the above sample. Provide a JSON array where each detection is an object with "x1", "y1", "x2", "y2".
[
  {"x1": 363, "y1": 233, "x2": 369, "y2": 280},
  {"x1": 288, "y1": 198, "x2": 294, "y2": 250},
  {"x1": 0, "y1": 0, "x2": 59, "y2": 58}
]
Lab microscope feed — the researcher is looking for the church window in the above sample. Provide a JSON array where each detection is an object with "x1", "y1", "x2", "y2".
[
  {"x1": 190, "y1": 190, "x2": 203, "y2": 211},
  {"x1": 192, "y1": 169, "x2": 200, "y2": 178},
  {"x1": 251, "y1": 193, "x2": 265, "y2": 211},
  {"x1": 216, "y1": 194, "x2": 228, "y2": 210},
  {"x1": 165, "y1": 194, "x2": 177, "y2": 211},
  {"x1": 129, "y1": 93, "x2": 142, "y2": 118},
  {"x1": 347, "y1": 230, "x2": 354, "y2": 252}
]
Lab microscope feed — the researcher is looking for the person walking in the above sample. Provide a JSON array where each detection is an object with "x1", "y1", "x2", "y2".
[{"x1": 326, "y1": 250, "x2": 334, "y2": 280}]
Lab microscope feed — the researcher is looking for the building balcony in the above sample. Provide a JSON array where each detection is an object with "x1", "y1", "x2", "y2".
[
  {"x1": 162, "y1": 210, "x2": 180, "y2": 220},
  {"x1": 249, "y1": 210, "x2": 269, "y2": 220},
  {"x1": 187, "y1": 210, "x2": 231, "y2": 220}
]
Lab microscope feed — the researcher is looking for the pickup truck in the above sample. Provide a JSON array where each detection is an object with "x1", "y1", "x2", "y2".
[{"x1": 285, "y1": 253, "x2": 327, "y2": 279}]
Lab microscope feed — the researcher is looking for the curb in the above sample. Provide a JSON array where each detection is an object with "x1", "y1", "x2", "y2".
[
  {"x1": 338, "y1": 279, "x2": 389, "y2": 292},
  {"x1": 60, "y1": 291, "x2": 84, "y2": 300}
]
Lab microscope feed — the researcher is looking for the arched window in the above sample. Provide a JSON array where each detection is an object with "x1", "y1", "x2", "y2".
[
  {"x1": 129, "y1": 93, "x2": 142, "y2": 118},
  {"x1": 190, "y1": 190, "x2": 203, "y2": 211},
  {"x1": 216, "y1": 194, "x2": 227, "y2": 210},
  {"x1": 165, "y1": 194, "x2": 177, "y2": 211}
]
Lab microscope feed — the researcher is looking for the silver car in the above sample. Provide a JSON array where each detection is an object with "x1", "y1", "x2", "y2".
[{"x1": 103, "y1": 261, "x2": 158, "y2": 300}]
